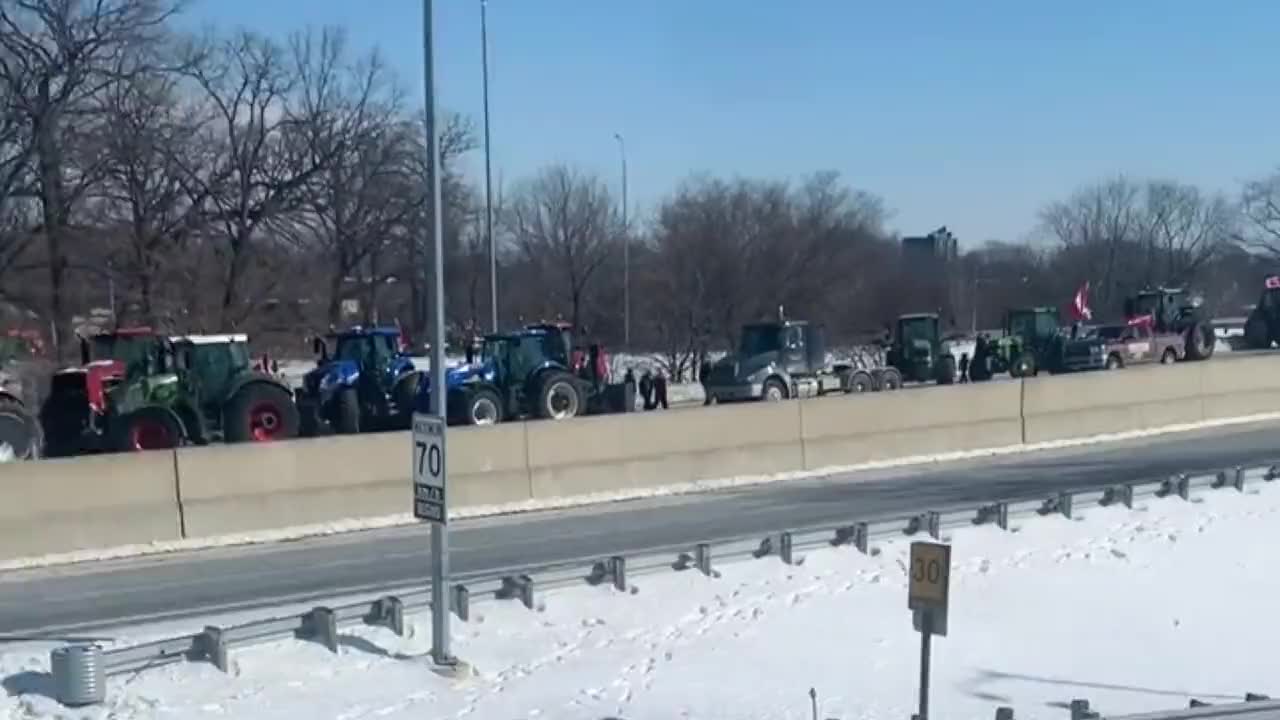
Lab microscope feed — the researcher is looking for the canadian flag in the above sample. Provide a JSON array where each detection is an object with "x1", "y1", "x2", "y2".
[{"x1": 1070, "y1": 282, "x2": 1093, "y2": 322}]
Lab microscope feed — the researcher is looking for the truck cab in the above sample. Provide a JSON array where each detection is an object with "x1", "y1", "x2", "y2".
[{"x1": 703, "y1": 318, "x2": 867, "y2": 402}]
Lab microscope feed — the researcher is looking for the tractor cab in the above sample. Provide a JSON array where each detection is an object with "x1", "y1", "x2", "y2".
[
  {"x1": 1006, "y1": 307, "x2": 1060, "y2": 342},
  {"x1": 970, "y1": 306, "x2": 1104, "y2": 380},
  {"x1": 887, "y1": 313, "x2": 955, "y2": 385},
  {"x1": 1124, "y1": 287, "x2": 1214, "y2": 360},
  {"x1": 298, "y1": 326, "x2": 422, "y2": 435}
]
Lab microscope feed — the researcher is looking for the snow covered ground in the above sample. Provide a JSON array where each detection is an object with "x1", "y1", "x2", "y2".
[{"x1": 4, "y1": 481, "x2": 1278, "y2": 719}]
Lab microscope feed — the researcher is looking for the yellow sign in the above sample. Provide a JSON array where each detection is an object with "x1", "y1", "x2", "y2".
[{"x1": 908, "y1": 541, "x2": 951, "y2": 611}]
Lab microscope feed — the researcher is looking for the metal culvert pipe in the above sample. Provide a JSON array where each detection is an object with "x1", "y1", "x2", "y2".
[{"x1": 50, "y1": 643, "x2": 105, "y2": 706}]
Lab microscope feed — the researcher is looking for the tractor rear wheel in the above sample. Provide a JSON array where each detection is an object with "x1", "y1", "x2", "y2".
[
  {"x1": 537, "y1": 371, "x2": 583, "y2": 420},
  {"x1": 333, "y1": 387, "x2": 362, "y2": 434},
  {"x1": 1184, "y1": 322, "x2": 1215, "y2": 361},
  {"x1": 0, "y1": 397, "x2": 41, "y2": 461},
  {"x1": 461, "y1": 387, "x2": 503, "y2": 426},
  {"x1": 1244, "y1": 310, "x2": 1270, "y2": 349},
  {"x1": 225, "y1": 384, "x2": 301, "y2": 443},
  {"x1": 114, "y1": 407, "x2": 182, "y2": 452}
]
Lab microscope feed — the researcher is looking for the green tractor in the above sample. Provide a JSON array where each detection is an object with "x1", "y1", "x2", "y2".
[
  {"x1": 886, "y1": 313, "x2": 956, "y2": 385},
  {"x1": 970, "y1": 307, "x2": 1106, "y2": 380},
  {"x1": 104, "y1": 334, "x2": 301, "y2": 451}
]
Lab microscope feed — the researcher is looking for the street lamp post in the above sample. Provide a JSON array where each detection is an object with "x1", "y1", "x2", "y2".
[
  {"x1": 480, "y1": 0, "x2": 497, "y2": 332},
  {"x1": 613, "y1": 132, "x2": 629, "y2": 349}
]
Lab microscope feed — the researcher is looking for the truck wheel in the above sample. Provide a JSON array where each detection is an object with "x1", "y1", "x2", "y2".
[
  {"x1": 463, "y1": 387, "x2": 503, "y2": 425},
  {"x1": 0, "y1": 397, "x2": 40, "y2": 460},
  {"x1": 114, "y1": 407, "x2": 182, "y2": 452},
  {"x1": 1185, "y1": 323, "x2": 1215, "y2": 361},
  {"x1": 937, "y1": 355, "x2": 956, "y2": 385},
  {"x1": 878, "y1": 368, "x2": 903, "y2": 391},
  {"x1": 1106, "y1": 353, "x2": 1124, "y2": 370},
  {"x1": 538, "y1": 371, "x2": 583, "y2": 420},
  {"x1": 225, "y1": 383, "x2": 301, "y2": 443},
  {"x1": 333, "y1": 387, "x2": 362, "y2": 434},
  {"x1": 846, "y1": 370, "x2": 874, "y2": 393},
  {"x1": 762, "y1": 377, "x2": 787, "y2": 401},
  {"x1": 1160, "y1": 347, "x2": 1177, "y2": 364}
]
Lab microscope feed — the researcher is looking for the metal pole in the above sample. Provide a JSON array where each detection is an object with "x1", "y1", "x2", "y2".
[
  {"x1": 481, "y1": 0, "x2": 497, "y2": 333},
  {"x1": 917, "y1": 613, "x2": 933, "y2": 720},
  {"x1": 421, "y1": 0, "x2": 452, "y2": 667},
  {"x1": 614, "y1": 133, "x2": 629, "y2": 349}
]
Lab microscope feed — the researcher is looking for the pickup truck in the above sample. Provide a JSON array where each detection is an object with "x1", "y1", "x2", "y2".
[{"x1": 1091, "y1": 322, "x2": 1184, "y2": 369}]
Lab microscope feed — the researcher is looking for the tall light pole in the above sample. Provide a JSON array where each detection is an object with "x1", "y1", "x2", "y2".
[
  {"x1": 480, "y1": 0, "x2": 497, "y2": 332},
  {"x1": 613, "y1": 132, "x2": 629, "y2": 349},
  {"x1": 421, "y1": 0, "x2": 452, "y2": 669}
]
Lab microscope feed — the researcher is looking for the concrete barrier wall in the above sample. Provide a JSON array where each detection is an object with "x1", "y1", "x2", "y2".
[
  {"x1": 526, "y1": 400, "x2": 804, "y2": 499},
  {"x1": 175, "y1": 423, "x2": 532, "y2": 537},
  {"x1": 798, "y1": 382, "x2": 1023, "y2": 469},
  {"x1": 7, "y1": 355, "x2": 1280, "y2": 560},
  {"x1": 0, "y1": 451, "x2": 181, "y2": 561},
  {"x1": 1021, "y1": 362, "x2": 1206, "y2": 443}
]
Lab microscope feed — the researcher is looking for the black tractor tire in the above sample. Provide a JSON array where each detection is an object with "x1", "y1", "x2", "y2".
[
  {"x1": 1106, "y1": 353, "x2": 1124, "y2": 370},
  {"x1": 460, "y1": 387, "x2": 504, "y2": 426},
  {"x1": 224, "y1": 383, "x2": 301, "y2": 444},
  {"x1": 878, "y1": 367, "x2": 903, "y2": 391},
  {"x1": 1011, "y1": 352, "x2": 1037, "y2": 378},
  {"x1": 968, "y1": 353, "x2": 992, "y2": 382},
  {"x1": 0, "y1": 397, "x2": 41, "y2": 461},
  {"x1": 1160, "y1": 347, "x2": 1178, "y2": 365},
  {"x1": 391, "y1": 372, "x2": 423, "y2": 429},
  {"x1": 761, "y1": 377, "x2": 788, "y2": 402},
  {"x1": 846, "y1": 370, "x2": 875, "y2": 393},
  {"x1": 937, "y1": 355, "x2": 956, "y2": 385},
  {"x1": 537, "y1": 371, "x2": 584, "y2": 420},
  {"x1": 1244, "y1": 310, "x2": 1271, "y2": 350},
  {"x1": 299, "y1": 400, "x2": 321, "y2": 438},
  {"x1": 113, "y1": 407, "x2": 183, "y2": 452},
  {"x1": 1184, "y1": 322, "x2": 1215, "y2": 361},
  {"x1": 333, "y1": 386, "x2": 362, "y2": 434}
]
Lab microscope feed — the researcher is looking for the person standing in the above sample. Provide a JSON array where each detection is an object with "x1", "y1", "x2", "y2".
[
  {"x1": 639, "y1": 370, "x2": 654, "y2": 410},
  {"x1": 654, "y1": 371, "x2": 669, "y2": 410}
]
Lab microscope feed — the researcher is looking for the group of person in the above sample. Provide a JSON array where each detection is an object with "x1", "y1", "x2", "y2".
[{"x1": 622, "y1": 368, "x2": 669, "y2": 410}]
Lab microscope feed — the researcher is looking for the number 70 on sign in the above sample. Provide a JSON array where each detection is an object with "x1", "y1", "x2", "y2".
[{"x1": 412, "y1": 413, "x2": 446, "y2": 524}]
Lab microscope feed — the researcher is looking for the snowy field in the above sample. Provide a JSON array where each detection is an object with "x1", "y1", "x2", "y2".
[{"x1": 4, "y1": 481, "x2": 1278, "y2": 719}]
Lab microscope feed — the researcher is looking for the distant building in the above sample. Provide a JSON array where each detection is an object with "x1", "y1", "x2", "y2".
[{"x1": 902, "y1": 226, "x2": 958, "y2": 265}]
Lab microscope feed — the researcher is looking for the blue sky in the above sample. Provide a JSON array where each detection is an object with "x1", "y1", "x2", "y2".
[{"x1": 180, "y1": 0, "x2": 1280, "y2": 246}]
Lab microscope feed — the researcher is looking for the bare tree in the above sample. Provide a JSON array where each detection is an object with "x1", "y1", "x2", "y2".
[
  {"x1": 177, "y1": 28, "x2": 340, "y2": 327},
  {"x1": 505, "y1": 165, "x2": 619, "y2": 331},
  {"x1": 1242, "y1": 169, "x2": 1280, "y2": 259},
  {"x1": 0, "y1": 0, "x2": 181, "y2": 353},
  {"x1": 1139, "y1": 180, "x2": 1234, "y2": 285}
]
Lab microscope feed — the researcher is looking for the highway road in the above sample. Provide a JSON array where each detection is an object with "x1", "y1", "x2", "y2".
[{"x1": 2, "y1": 419, "x2": 1278, "y2": 636}]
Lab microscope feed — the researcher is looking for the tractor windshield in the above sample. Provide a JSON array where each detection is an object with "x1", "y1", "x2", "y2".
[
  {"x1": 1008, "y1": 311, "x2": 1058, "y2": 340},
  {"x1": 333, "y1": 334, "x2": 397, "y2": 367},
  {"x1": 1131, "y1": 293, "x2": 1162, "y2": 318},
  {"x1": 738, "y1": 324, "x2": 782, "y2": 356},
  {"x1": 898, "y1": 317, "x2": 937, "y2": 349}
]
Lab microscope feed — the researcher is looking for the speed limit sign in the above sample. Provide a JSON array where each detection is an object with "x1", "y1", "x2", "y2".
[
  {"x1": 412, "y1": 413, "x2": 447, "y2": 524},
  {"x1": 908, "y1": 541, "x2": 950, "y2": 636}
]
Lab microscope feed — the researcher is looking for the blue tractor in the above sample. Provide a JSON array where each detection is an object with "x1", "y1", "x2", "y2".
[
  {"x1": 296, "y1": 326, "x2": 423, "y2": 435},
  {"x1": 419, "y1": 324, "x2": 630, "y2": 426}
]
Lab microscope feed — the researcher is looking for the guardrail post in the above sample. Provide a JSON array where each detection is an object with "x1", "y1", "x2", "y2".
[
  {"x1": 1157, "y1": 474, "x2": 1190, "y2": 500},
  {"x1": 753, "y1": 536, "x2": 773, "y2": 559},
  {"x1": 695, "y1": 543, "x2": 713, "y2": 575},
  {"x1": 364, "y1": 596, "x2": 405, "y2": 636},
  {"x1": 974, "y1": 502, "x2": 1009, "y2": 530},
  {"x1": 1037, "y1": 493, "x2": 1073, "y2": 519},
  {"x1": 1266, "y1": 466, "x2": 1279, "y2": 483},
  {"x1": 779, "y1": 532, "x2": 796, "y2": 565},
  {"x1": 609, "y1": 556, "x2": 627, "y2": 591},
  {"x1": 1069, "y1": 699, "x2": 1098, "y2": 720},
  {"x1": 904, "y1": 512, "x2": 940, "y2": 539},
  {"x1": 498, "y1": 575, "x2": 534, "y2": 610},
  {"x1": 451, "y1": 585, "x2": 470, "y2": 622},
  {"x1": 833, "y1": 523, "x2": 870, "y2": 552},
  {"x1": 195, "y1": 626, "x2": 228, "y2": 672},
  {"x1": 1234, "y1": 466, "x2": 1247, "y2": 491},
  {"x1": 1100, "y1": 484, "x2": 1134, "y2": 509},
  {"x1": 299, "y1": 607, "x2": 338, "y2": 654}
]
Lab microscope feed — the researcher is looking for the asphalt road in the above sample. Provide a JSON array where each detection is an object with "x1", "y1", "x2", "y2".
[{"x1": 1, "y1": 419, "x2": 1278, "y2": 636}]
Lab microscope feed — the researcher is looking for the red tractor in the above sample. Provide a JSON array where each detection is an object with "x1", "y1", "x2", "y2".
[{"x1": 39, "y1": 327, "x2": 165, "y2": 456}]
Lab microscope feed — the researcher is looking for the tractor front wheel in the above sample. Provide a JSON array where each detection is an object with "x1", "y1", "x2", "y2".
[
  {"x1": 115, "y1": 408, "x2": 182, "y2": 452},
  {"x1": 1184, "y1": 322, "x2": 1215, "y2": 361},
  {"x1": 1244, "y1": 310, "x2": 1271, "y2": 350},
  {"x1": 333, "y1": 387, "x2": 362, "y2": 434},
  {"x1": 537, "y1": 372, "x2": 583, "y2": 420},
  {"x1": 462, "y1": 387, "x2": 504, "y2": 426},
  {"x1": 1011, "y1": 352, "x2": 1037, "y2": 378},
  {"x1": 937, "y1": 355, "x2": 956, "y2": 385},
  {"x1": 0, "y1": 397, "x2": 41, "y2": 460},
  {"x1": 225, "y1": 384, "x2": 301, "y2": 443}
]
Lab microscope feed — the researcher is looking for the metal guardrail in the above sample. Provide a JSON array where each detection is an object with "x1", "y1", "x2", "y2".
[{"x1": 33, "y1": 461, "x2": 1280, "y2": 713}]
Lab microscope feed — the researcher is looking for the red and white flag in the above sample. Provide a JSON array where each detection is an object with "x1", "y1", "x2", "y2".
[{"x1": 1070, "y1": 281, "x2": 1093, "y2": 322}]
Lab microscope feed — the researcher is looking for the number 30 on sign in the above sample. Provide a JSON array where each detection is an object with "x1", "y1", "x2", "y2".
[{"x1": 412, "y1": 413, "x2": 447, "y2": 524}]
